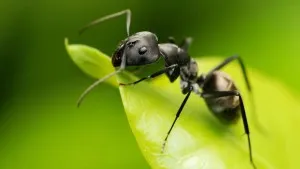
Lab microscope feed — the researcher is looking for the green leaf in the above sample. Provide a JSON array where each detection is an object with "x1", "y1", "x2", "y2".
[
  {"x1": 64, "y1": 38, "x2": 117, "y2": 87},
  {"x1": 65, "y1": 38, "x2": 300, "y2": 169}
]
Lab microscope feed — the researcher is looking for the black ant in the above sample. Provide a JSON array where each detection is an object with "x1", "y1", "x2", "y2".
[{"x1": 78, "y1": 9, "x2": 256, "y2": 169}]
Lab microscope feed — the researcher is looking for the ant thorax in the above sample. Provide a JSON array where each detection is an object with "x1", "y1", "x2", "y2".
[
  {"x1": 179, "y1": 59, "x2": 199, "y2": 94},
  {"x1": 179, "y1": 58, "x2": 198, "y2": 82}
]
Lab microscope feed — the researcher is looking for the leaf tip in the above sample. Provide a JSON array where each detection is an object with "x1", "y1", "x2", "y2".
[
  {"x1": 64, "y1": 38, "x2": 71, "y2": 56},
  {"x1": 64, "y1": 37, "x2": 69, "y2": 46}
]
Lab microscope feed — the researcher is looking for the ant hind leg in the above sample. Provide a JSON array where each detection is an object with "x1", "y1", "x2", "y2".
[{"x1": 201, "y1": 90, "x2": 257, "y2": 169}]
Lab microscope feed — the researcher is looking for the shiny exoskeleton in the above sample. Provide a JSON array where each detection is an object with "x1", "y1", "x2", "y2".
[{"x1": 77, "y1": 9, "x2": 256, "y2": 169}]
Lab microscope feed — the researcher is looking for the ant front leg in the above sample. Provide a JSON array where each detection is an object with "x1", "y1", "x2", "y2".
[
  {"x1": 162, "y1": 86, "x2": 193, "y2": 152},
  {"x1": 168, "y1": 36, "x2": 176, "y2": 44},
  {"x1": 201, "y1": 90, "x2": 256, "y2": 169},
  {"x1": 119, "y1": 64, "x2": 178, "y2": 86},
  {"x1": 167, "y1": 37, "x2": 193, "y2": 52}
]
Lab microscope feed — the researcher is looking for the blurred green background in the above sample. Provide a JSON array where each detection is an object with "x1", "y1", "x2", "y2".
[{"x1": 1, "y1": 0, "x2": 300, "y2": 168}]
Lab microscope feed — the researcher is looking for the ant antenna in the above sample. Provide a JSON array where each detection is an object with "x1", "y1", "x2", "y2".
[
  {"x1": 77, "y1": 9, "x2": 132, "y2": 107},
  {"x1": 77, "y1": 52, "x2": 126, "y2": 107},
  {"x1": 79, "y1": 9, "x2": 131, "y2": 36}
]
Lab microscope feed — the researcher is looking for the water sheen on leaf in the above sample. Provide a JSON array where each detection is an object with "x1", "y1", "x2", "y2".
[{"x1": 65, "y1": 38, "x2": 300, "y2": 169}]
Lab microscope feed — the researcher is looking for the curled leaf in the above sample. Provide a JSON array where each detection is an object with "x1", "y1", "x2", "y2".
[{"x1": 65, "y1": 39, "x2": 300, "y2": 169}]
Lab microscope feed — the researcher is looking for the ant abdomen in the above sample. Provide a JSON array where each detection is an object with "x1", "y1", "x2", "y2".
[{"x1": 202, "y1": 71, "x2": 241, "y2": 123}]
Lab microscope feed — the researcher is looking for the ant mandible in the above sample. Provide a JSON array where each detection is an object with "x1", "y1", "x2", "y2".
[{"x1": 77, "y1": 9, "x2": 256, "y2": 169}]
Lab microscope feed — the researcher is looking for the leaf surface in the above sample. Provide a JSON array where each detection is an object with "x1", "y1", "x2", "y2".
[{"x1": 65, "y1": 38, "x2": 300, "y2": 169}]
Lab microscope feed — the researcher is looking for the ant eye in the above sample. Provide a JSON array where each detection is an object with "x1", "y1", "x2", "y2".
[{"x1": 138, "y1": 46, "x2": 147, "y2": 55}]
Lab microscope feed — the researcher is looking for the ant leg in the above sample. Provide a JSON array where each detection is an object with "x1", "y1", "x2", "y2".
[
  {"x1": 77, "y1": 53, "x2": 127, "y2": 107},
  {"x1": 167, "y1": 37, "x2": 192, "y2": 51},
  {"x1": 119, "y1": 64, "x2": 178, "y2": 86},
  {"x1": 168, "y1": 36, "x2": 176, "y2": 44},
  {"x1": 162, "y1": 87, "x2": 193, "y2": 152},
  {"x1": 79, "y1": 9, "x2": 131, "y2": 36},
  {"x1": 180, "y1": 37, "x2": 193, "y2": 51},
  {"x1": 201, "y1": 91, "x2": 256, "y2": 169}
]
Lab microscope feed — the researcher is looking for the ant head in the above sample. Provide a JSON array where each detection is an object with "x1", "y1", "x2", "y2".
[{"x1": 112, "y1": 31, "x2": 160, "y2": 67}]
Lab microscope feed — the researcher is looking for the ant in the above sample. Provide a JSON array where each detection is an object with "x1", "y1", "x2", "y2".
[{"x1": 78, "y1": 9, "x2": 256, "y2": 169}]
